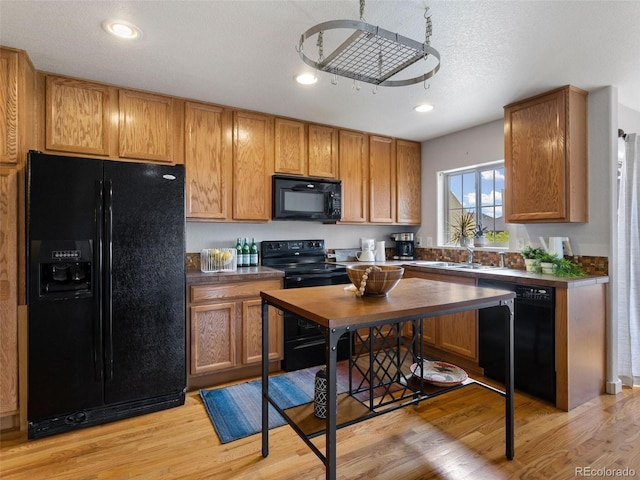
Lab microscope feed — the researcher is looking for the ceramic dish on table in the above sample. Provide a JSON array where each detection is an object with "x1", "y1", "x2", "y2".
[{"x1": 409, "y1": 359, "x2": 468, "y2": 387}]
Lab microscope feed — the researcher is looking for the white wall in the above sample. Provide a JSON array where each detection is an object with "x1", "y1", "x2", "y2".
[
  {"x1": 418, "y1": 87, "x2": 617, "y2": 256},
  {"x1": 619, "y1": 103, "x2": 640, "y2": 134},
  {"x1": 418, "y1": 120, "x2": 505, "y2": 248},
  {"x1": 186, "y1": 221, "x2": 415, "y2": 252}
]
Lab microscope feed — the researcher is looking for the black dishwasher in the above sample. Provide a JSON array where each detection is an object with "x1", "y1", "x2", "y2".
[{"x1": 478, "y1": 279, "x2": 556, "y2": 404}]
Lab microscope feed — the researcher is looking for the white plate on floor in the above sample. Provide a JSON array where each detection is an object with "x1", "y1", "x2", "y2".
[{"x1": 410, "y1": 360, "x2": 468, "y2": 387}]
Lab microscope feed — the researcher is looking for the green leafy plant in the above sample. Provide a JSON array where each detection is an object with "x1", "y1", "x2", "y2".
[
  {"x1": 538, "y1": 252, "x2": 559, "y2": 263},
  {"x1": 553, "y1": 258, "x2": 587, "y2": 277},
  {"x1": 520, "y1": 245, "x2": 546, "y2": 260},
  {"x1": 474, "y1": 222, "x2": 489, "y2": 238},
  {"x1": 448, "y1": 210, "x2": 476, "y2": 245}
]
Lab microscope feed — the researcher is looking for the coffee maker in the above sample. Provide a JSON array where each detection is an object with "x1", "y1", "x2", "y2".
[{"x1": 391, "y1": 233, "x2": 414, "y2": 260}]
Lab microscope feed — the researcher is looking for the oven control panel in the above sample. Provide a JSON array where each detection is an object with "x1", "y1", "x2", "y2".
[{"x1": 261, "y1": 239, "x2": 325, "y2": 257}]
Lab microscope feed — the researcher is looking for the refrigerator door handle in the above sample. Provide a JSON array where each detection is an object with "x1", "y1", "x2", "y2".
[
  {"x1": 94, "y1": 180, "x2": 105, "y2": 381},
  {"x1": 104, "y1": 179, "x2": 114, "y2": 381}
]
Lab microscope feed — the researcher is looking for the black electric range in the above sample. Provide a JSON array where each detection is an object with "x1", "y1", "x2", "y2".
[{"x1": 261, "y1": 240, "x2": 351, "y2": 371}]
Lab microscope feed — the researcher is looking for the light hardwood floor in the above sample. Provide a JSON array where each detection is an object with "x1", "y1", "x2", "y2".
[{"x1": 1, "y1": 379, "x2": 638, "y2": 480}]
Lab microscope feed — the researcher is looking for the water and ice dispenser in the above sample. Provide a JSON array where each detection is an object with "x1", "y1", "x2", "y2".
[{"x1": 35, "y1": 240, "x2": 93, "y2": 298}]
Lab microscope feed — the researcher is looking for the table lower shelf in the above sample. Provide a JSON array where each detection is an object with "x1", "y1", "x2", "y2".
[
  {"x1": 278, "y1": 375, "x2": 495, "y2": 439},
  {"x1": 284, "y1": 393, "x2": 370, "y2": 437}
]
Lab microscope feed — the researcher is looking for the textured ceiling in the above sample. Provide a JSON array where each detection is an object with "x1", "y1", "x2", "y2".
[{"x1": 1, "y1": 0, "x2": 639, "y2": 142}]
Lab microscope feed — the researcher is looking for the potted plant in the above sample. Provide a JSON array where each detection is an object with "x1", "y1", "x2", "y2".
[
  {"x1": 473, "y1": 222, "x2": 489, "y2": 247},
  {"x1": 449, "y1": 210, "x2": 475, "y2": 247},
  {"x1": 537, "y1": 252, "x2": 558, "y2": 274},
  {"x1": 520, "y1": 245, "x2": 546, "y2": 272}
]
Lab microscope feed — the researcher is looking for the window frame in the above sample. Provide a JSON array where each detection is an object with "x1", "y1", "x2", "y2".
[{"x1": 440, "y1": 160, "x2": 507, "y2": 248}]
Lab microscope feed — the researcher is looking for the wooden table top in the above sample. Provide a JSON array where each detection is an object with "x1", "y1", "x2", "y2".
[{"x1": 260, "y1": 277, "x2": 515, "y2": 329}]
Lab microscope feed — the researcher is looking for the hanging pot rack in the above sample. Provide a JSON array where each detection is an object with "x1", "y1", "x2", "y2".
[{"x1": 297, "y1": 6, "x2": 441, "y2": 88}]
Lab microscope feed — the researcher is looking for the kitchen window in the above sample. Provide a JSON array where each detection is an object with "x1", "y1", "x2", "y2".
[{"x1": 442, "y1": 161, "x2": 508, "y2": 247}]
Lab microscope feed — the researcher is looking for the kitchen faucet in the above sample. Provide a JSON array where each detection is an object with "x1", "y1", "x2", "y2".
[
  {"x1": 499, "y1": 251, "x2": 506, "y2": 268},
  {"x1": 466, "y1": 245, "x2": 475, "y2": 264}
]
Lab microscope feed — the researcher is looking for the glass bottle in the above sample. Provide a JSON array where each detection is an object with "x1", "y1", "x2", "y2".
[
  {"x1": 242, "y1": 238, "x2": 250, "y2": 267},
  {"x1": 249, "y1": 238, "x2": 258, "y2": 266},
  {"x1": 235, "y1": 238, "x2": 243, "y2": 267}
]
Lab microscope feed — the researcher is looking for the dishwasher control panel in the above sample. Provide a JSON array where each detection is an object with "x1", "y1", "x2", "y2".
[{"x1": 515, "y1": 285, "x2": 553, "y2": 302}]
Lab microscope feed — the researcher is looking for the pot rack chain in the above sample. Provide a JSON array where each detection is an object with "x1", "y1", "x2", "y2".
[{"x1": 297, "y1": 1, "x2": 441, "y2": 88}]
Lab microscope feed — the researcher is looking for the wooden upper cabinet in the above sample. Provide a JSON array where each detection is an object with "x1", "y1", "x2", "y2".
[
  {"x1": 43, "y1": 75, "x2": 183, "y2": 164},
  {"x1": 308, "y1": 124, "x2": 338, "y2": 178},
  {"x1": 339, "y1": 130, "x2": 368, "y2": 223},
  {"x1": 396, "y1": 139, "x2": 422, "y2": 224},
  {"x1": 118, "y1": 89, "x2": 178, "y2": 162},
  {"x1": 274, "y1": 118, "x2": 306, "y2": 175},
  {"x1": 369, "y1": 135, "x2": 396, "y2": 223},
  {"x1": 184, "y1": 101, "x2": 232, "y2": 220},
  {"x1": 504, "y1": 85, "x2": 588, "y2": 223},
  {"x1": 232, "y1": 110, "x2": 273, "y2": 221},
  {"x1": 45, "y1": 75, "x2": 112, "y2": 156},
  {"x1": 0, "y1": 49, "x2": 19, "y2": 164},
  {"x1": 274, "y1": 120, "x2": 338, "y2": 179}
]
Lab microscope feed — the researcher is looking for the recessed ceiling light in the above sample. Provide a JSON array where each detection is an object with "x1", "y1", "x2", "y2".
[
  {"x1": 414, "y1": 104, "x2": 434, "y2": 113},
  {"x1": 295, "y1": 73, "x2": 318, "y2": 85},
  {"x1": 102, "y1": 20, "x2": 142, "y2": 39}
]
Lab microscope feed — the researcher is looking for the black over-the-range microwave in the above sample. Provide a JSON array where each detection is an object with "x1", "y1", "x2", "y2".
[{"x1": 272, "y1": 174, "x2": 342, "y2": 221}]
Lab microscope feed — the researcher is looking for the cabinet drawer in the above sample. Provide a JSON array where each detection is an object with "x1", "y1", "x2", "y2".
[{"x1": 190, "y1": 279, "x2": 282, "y2": 303}]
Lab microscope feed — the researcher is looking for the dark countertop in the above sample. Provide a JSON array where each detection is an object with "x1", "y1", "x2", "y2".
[
  {"x1": 401, "y1": 263, "x2": 609, "y2": 289},
  {"x1": 187, "y1": 266, "x2": 284, "y2": 285},
  {"x1": 186, "y1": 261, "x2": 608, "y2": 289}
]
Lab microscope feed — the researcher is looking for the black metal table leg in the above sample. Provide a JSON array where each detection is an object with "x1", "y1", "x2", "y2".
[
  {"x1": 324, "y1": 327, "x2": 340, "y2": 480},
  {"x1": 504, "y1": 299, "x2": 515, "y2": 460},
  {"x1": 261, "y1": 299, "x2": 270, "y2": 458}
]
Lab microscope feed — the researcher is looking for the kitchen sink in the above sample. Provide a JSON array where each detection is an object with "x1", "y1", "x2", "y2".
[
  {"x1": 410, "y1": 261, "x2": 459, "y2": 267},
  {"x1": 450, "y1": 263, "x2": 500, "y2": 270},
  {"x1": 410, "y1": 261, "x2": 500, "y2": 271}
]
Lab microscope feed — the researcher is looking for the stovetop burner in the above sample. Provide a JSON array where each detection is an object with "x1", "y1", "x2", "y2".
[{"x1": 261, "y1": 239, "x2": 348, "y2": 280}]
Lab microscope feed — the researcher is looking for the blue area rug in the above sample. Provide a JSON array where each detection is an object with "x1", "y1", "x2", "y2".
[{"x1": 200, "y1": 363, "x2": 351, "y2": 444}]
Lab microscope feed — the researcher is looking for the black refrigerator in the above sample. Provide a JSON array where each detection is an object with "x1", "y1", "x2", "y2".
[{"x1": 26, "y1": 151, "x2": 186, "y2": 439}]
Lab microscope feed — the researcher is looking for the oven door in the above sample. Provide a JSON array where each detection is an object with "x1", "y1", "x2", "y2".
[{"x1": 281, "y1": 270, "x2": 351, "y2": 371}]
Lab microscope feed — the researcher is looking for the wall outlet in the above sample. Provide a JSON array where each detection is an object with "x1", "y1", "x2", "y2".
[
  {"x1": 427, "y1": 237, "x2": 433, "y2": 247},
  {"x1": 416, "y1": 236, "x2": 422, "y2": 247},
  {"x1": 517, "y1": 238, "x2": 525, "y2": 250}
]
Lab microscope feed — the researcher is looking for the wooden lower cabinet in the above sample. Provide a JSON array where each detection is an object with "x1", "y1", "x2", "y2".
[
  {"x1": 187, "y1": 278, "x2": 282, "y2": 389},
  {"x1": 403, "y1": 270, "x2": 480, "y2": 372}
]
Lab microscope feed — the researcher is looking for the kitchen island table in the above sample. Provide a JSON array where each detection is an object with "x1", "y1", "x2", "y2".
[{"x1": 260, "y1": 278, "x2": 515, "y2": 480}]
